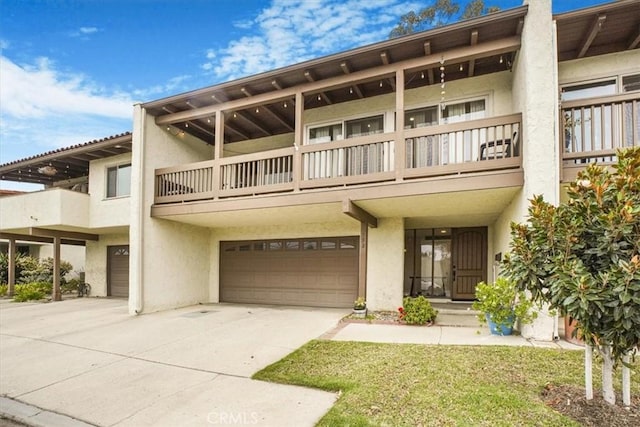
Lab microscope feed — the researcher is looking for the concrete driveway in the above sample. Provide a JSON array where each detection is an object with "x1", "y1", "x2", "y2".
[{"x1": 0, "y1": 298, "x2": 347, "y2": 426}]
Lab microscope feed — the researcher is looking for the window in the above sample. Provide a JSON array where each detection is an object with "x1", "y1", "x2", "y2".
[
  {"x1": 106, "y1": 163, "x2": 131, "y2": 198},
  {"x1": 345, "y1": 115, "x2": 384, "y2": 138},
  {"x1": 307, "y1": 114, "x2": 385, "y2": 144},
  {"x1": 622, "y1": 74, "x2": 640, "y2": 93},
  {"x1": 405, "y1": 107, "x2": 438, "y2": 129},
  {"x1": 561, "y1": 79, "x2": 616, "y2": 101}
]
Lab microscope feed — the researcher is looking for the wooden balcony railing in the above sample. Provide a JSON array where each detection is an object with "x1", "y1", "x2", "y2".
[
  {"x1": 154, "y1": 113, "x2": 523, "y2": 204},
  {"x1": 562, "y1": 92, "x2": 639, "y2": 166}
]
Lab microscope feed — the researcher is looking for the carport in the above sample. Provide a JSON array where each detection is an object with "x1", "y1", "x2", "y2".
[{"x1": 1, "y1": 228, "x2": 98, "y2": 300}]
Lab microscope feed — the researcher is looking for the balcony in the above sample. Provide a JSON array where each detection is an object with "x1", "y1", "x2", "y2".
[
  {"x1": 0, "y1": 188, "x2": 90, "y2": 231},
  {"x1": 561, "y1": 93, "x2": 639, "y2": 182},
  {"x1": 154, "y1": 114, "x2": 522, "y2": 205}
]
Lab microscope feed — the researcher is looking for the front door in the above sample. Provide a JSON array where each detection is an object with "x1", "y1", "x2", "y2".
[{"x1": 452, "y1": 227, "x2": 487, "y2": 300}]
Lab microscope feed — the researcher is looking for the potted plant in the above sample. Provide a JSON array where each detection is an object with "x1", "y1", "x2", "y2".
[
  {"x1": 352, "y1": 296, "x2": 367, "y2": 318},
  {"x1": 472, "y1": 278, "x2": 537, "y2": 335}
]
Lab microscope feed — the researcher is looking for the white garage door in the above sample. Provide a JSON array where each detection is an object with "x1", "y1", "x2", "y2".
[{"x1": 220, "y1": 236, "x2": 359, "y2": 308}]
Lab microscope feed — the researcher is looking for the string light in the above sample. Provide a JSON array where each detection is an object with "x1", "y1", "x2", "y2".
[
  {"x1": 317, "y1": 94, "x2": 321, "y2": 101},
  {"x1": 421, "y1": 71, "x2": 425, "y2": 79},
  {"x1": 440, "y1": 57, "x2": 446, "y2": 111},
  {"x1": 255, "y1": 107, "x2": 260, "y2": 113},
  {"x1": 500, "y1": 55, "x2": 504, "y2": 64},
  {"x1": 349, "y1": 87, "x2": 353, "y2": 94},
  {"x1": 459, "y1": 63, "x2": 464, "y2": 71},
  {"x1": 379, "y1": 81, "x2": 383, "y2": 87},
  {"x1": 283, "y1": 101, "x2": 288, "y2": 108}
]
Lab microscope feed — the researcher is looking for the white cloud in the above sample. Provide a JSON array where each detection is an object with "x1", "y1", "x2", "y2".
[
  {"x1": 79, "y1": 26, "x2": 99, "y2": 34},
  {"x1": 0, "y1": 55, "x2": 134, "y2": 119},
  {"x1": 201, "y1": 0, "x2": 423, "y2": 82},
  {"x1": 0, "y1": 55, "x2": 134, "y2": 164}
]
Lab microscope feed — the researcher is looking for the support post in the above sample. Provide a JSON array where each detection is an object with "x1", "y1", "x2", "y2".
[
  {"x1": 8, "y1": 238, "x2": 16, "y2": 297},
  {"x1": 394, "y1": 69, "x2": 405, "y2": 181},
  {"x1": 214, "y1": 111, "x2": 224, "y2": 198},
  {"x1": 358, "y1": 221, "x2": 368, "y2": 299},
  {"x1": 293, "y1": 91, "x2": 304, "y2": 191},
  {"x1": 52, "y1": 236, "x2": 61, "y2": 301}
]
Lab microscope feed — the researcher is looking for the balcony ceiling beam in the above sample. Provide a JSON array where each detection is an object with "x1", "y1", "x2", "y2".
[
  {"x1": 340, "y1": 61, "x2": 364, "y2": 99},
  {"x1": 379, "y1": 51, "x2": 396, "y2": 90},
  {"x1": 241, "y1": 86, "x2": 294, "y2": 131},
  {"x1": 423, "y1": 42, "x2": 435, "y2": 85},
  {"x1": 467, "y1": 30, "x2": 479, "y2": 77},
  {"x1": 304, "y1": 70, "x2": 332, "y2": 105},
  {"x1": 342, "y1": 199, "x2": 378, "y2": 228},
  {"x1": 0, "y1": 232, "x2": 87, "y2": 246},
  {"x1": 627, "y1": 27, "x2": 640, "y2": 50},
  {"x1": 578, "y1": 14, "x2": 607, "y2": 58},
  {"x1": 29, "y1": 227, "x2": 99, "y2": 241},
  {"x1": 155, "y1": 36, "x2": 521, "y2": 125}
]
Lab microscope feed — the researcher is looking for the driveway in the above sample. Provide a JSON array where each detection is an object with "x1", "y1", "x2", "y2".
[{"x1": 0, "y1": 298, "x2": 347, "y2": 426}]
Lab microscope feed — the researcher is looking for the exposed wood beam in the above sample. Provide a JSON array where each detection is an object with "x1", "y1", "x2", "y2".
[
  {"x1": 271, "y1": 79, "x2": 283, "y2": 90},
  {"x1": 233, "y1": 111, "x2": 271, "y2": 137},
  {"x1": 304, "y1": 70, "x2": 332, "y2": 104},
  {"x1": 241, "y1": 86, "x2": 293, "y2": 131},
  {"x1": 224, "y1": 117, "x2": 251, "y2": 140},
  {"x1": 155, "y1": 36, "x2": 521, "y2": 125},
  {"x1": 340, "y1": 61, "x2": 364, "y2": 99},
  {"x1": 578, "y1": 14, "x2": 607, "y2": 58},
  {"x1": 0, "y1": 232, "x2": 87, "y2": 246},
  {"x1": 52, "y1": 176, "x2": 88, "y2": 188},
  {"x1": 516, "y1": 18, "x2": 524, "y2": 35},
  {"x1": 342, "y1": 199, "x2": 378, "y2": 228},
  {"x1": 379, "y1": 51, "x2": 396, "y2": 89},
  {"x1": 468, "y1": 30, "x2": 479, "y2": 77},
  {"x1": 29, "y1": 227, "x2": 99, "y2": 241},
  {"x1": 628, "y1": 27, "x2": 640, "y2": 50},
  {"x1": 423, "y1": 42, "x2": 435, "y2": 85}
]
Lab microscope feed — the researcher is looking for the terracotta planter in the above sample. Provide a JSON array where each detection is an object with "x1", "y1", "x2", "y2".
[{"x1": 564, "y1": 316, "x2": 584, "y2": 346}]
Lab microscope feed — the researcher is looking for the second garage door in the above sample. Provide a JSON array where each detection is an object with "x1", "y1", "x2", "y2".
[{"x1": 220, "y1": 236, "x2": 359, "y2": 308}]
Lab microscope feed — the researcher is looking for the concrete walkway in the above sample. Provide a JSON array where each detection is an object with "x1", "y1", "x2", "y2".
[
  {"x1": 0, "y1": 299, "x2": 581, "y2": 427},
  {"x1": 0, "y1": 299, "x2": 347, "y2": 427}
]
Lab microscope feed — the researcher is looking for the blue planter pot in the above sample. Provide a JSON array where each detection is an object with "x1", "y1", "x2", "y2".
[{"x1": 486, "y1": 313, "x2": 514, "y2": 336}]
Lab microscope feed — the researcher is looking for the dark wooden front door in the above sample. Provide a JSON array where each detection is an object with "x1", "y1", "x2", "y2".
[{"x1": 452, "y1": 227, "x2": 487, "y2": 300}]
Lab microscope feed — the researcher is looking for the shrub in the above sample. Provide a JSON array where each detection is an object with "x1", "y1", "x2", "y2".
[
  {"x1": 13, "y1": 282, "x2": 50, "y2": 302},
  {"x1": 62, "y1": 278, "x2": 81, "y2": 294},
  {"x1": 0, "y1": 284, "x2": 7, "y2": 297},
  {"x1": 399, "y1": 296, "x2": 438, "y2": 325}
]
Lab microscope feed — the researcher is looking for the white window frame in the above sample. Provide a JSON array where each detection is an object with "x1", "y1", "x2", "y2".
[
  {"x1": 305, "y1": 111, "x2": 391, "y2": 145},
  {"x1": 105, "y1": 162, "x2": 131, "y2": 199}
]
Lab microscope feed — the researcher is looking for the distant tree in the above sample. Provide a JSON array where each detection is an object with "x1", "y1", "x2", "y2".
[{"x1": 389, "y1": 0, "x2": 500, "y2": 38}]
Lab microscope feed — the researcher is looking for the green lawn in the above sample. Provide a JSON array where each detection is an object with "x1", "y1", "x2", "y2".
[{"x1": 253, "y1": 341, "x2": 639, "y2": 426}]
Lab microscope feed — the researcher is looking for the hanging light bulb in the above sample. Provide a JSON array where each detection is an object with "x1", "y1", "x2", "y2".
[
  {"x1": 349, "y1": 87, "x2": 353, "y2": 94},
  {"x1": 421, "y1": 71, "x2": 425, "y2": 79},
  {"x1": 255, "y1": 107, "x2": 260, "y2": 113},
  {"x1": 233, "y1": 112, "x2": 237, "y2": 118},
  {"x1": 185, "y1": 123, "x2": 189, "y2": 128},
  {"x1": 379, "y1": 81, "x2": 383, "y2": 87},
  {"x1": 500, "y1": 55, "x2": 504, "y2": 64},
  {"x1": 283, "y1": 101, "x2": 288, "y2": 108},
  {"x1": 317, "y1": 94, "x2": 321, "y2": 101},
  {"x1": 459, "y1": 63, "x2": 463, "y2": 71}
]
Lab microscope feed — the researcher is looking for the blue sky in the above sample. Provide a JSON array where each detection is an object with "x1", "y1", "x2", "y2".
[{"x1": 0, "y1": 0, "x2": 611, "y2": 189}]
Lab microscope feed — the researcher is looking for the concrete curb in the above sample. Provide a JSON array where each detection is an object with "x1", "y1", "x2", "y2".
[{"x1": 0, "y1": 397, "x2": 96, "y2": 427}]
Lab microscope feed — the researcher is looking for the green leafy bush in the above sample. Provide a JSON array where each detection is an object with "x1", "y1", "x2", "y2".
[
  {"x1": 398, "y1": 296, "x2": 438, "y2": 325},
  {"x1": 13, "y1": 282, "x2": 51, "y2": 302},
  {"x1": 0, "y1": 284, "x2": 7, "y2": 297},
  {"x1": 472, "y1": 278, "x2": 536, "y2": 330}
]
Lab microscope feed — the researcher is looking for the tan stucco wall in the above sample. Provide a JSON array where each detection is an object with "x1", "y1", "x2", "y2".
[
  {"x1": 366, "y1": 217, "x2": 404, "y2": 311},
  {"x1": 85, "y1": 233, "x2": 129, "y2": 296},
  {"x1": 0, "y1": 189, "x2": 90, "y2": 230},
  {"x1": 89, "y1": 152, "x2": 132, "y2": 229},
  {"x1": 224, "y1": 132, "x2": 294, "y2": 156},
  {"x1": 558, "y1": 49, "x2": 640, "y2": 86},
  {"x1": 130, "y1": 106, "x2": 213, "y2": 314},
  {"x1": 38, "y1": 244, "x2": 86, "y2": 279}
]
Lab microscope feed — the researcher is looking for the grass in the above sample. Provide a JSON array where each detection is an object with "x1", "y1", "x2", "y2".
[{"x1": 253, "y1": 341, "x2": 639, "y2": 426}]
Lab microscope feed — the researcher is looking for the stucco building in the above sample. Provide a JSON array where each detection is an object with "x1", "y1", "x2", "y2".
[{"x1": 1, "y1": 0, "x2": 638, "y2": 340}]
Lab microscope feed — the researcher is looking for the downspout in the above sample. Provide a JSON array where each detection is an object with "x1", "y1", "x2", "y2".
[
  {"x1": 133, "y1": 104, "x2": 145, "y2": 315},
  {"x1": 551, "y1": 19, "x2": 560, "y2": 341}
]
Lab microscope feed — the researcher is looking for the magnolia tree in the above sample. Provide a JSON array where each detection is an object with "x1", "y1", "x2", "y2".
[{"x1": 503, "y1": 148, "x2": 640, "y2": 406}]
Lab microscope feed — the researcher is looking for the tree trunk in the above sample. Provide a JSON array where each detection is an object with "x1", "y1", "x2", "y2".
[
  {"x1": 622, "y1": 353, "x2": 631, "y2": 407},
  {"x1": 585, "y1": 345, "x2": 593, "y2": 400},
  {"x1": 601, "y1": 345, "x2": 615, "y2": 405}
]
